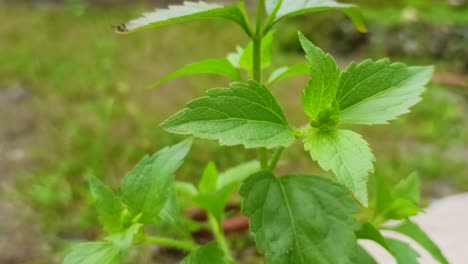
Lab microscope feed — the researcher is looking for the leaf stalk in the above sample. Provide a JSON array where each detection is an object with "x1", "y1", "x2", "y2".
[
  {"x1": 144, "y1": 236, "x2": 197, "y2": 252},
  {"x1": 269, "y1": 147, "x2": 285, "y2": 170},
  {"x1": 208, "y1": 214, "x2": 235, "y2": 263}
]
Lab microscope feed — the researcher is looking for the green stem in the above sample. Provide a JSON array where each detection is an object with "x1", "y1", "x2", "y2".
[
  {"x1": 253, "y1": 0, "x2": 265, "y2": 81},
  {"x1": 144, "y1": 236, "x2": 197, "y2": 252},
  {"x1": 269, "y1": 147, "x2": 285, "y2": 170},
  {"x1": 237, "y1": 0, "x2": 255, "y2": 37},
  {"x1": 262, "y1": 0, "x2": 283, "y2": 34},
  {"x1": 208, "y1": 214, "x2": 234, "y2": 263},
  {"x1": 253, "y1": 0, "x2": 268, "y2": 169},
  {"x1": 259, "y1": 149, "x2": 268, "y2": 169}
]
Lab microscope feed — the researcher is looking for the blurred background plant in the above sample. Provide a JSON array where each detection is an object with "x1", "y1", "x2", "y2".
[{"x1": 0, "y1": 0, "x2": 466, "y2": 263}]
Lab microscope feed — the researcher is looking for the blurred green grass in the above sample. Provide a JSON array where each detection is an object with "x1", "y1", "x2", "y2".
[{"x1": 0, "y1": 2, "x2": 467, "y2": 263}]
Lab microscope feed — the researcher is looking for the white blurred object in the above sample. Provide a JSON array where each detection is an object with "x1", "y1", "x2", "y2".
[
  {"x1": 361, "y1": 193, "x2": 468, "y2": 263},
  {"x1": 402, "y1": 7, "x2": 419, "y2": 23}
]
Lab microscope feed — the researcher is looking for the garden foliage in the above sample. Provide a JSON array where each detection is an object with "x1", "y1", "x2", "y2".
[{"x1": 64, "y1": 0, "x2": 446, "y2": 263}]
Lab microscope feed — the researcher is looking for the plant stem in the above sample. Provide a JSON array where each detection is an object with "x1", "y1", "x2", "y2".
[
  {"x1": 253, "y1": 0, "x2": 268, "y2": 169},
  {"x1": 208, "y1": 214, "x2": 234, "y2": 263},
  {"x1": 269, "y1": 147, "x2": 285, "y2": 170},
  {"x1": 262, "y1": 0, "x2": 283, "y2": 34},
  {"x1": 237, "y1": 0, "x2": 255, "y2": 37},
  {"x1": 259, "y1": 149, "x2": 268, "y2": 168},
  {"x1": 253, "y1": 2, "x2": 264, "y2": 81},
  {"x1": 144, "y1": 236, "x2": 197, "y2": 252}
]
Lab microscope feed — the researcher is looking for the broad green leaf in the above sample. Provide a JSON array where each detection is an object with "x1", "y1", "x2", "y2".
[
  {"x1": 64, "y1": 224, "x2": 142, "y2": 264},
  {"x1": 181, "y1": 242, "x2": 227, "y2": 264},
  {"x1": 374, "y1": 174, "x2": 421, "y2": 221},
  {"x1": 356, "y1": 223, "x2": 389, "y2": 250},
  {"x1": 337, "y1": 59, "x2": 433, "y2": 125},
  {"x1": 199, "y1": 162, "x2": 218, "y2": 194},
  {"x1": 161, "y1": 81, "x2": 295, "y2": 149},
  {"x1": 63, "y1": 242, "x2": 121, "y2": 264},
  {"x1": 88, "y1": 176, "x2": 123, "y2": 234},
  {"x1": 217, "y1": 160, "x2": 261, "y2": 189},
  {"x1": 238, "y1": 32, "x2": 274, "y2": 72},
  {"x1": 240, "y1": 171, "x2": 359, "y2": 264},
  {"x1": 304, "y1": 129, "x2": 374, "y2": 205},
  {"x1": 264, "y1": 0, "x2": 366, "y2": 33},
  {"x1": 353, "y1": 245, "x2": 378, "y2": 264},
  {"x1": 385, "y1": 238, "x2": 420, "y2": 264},
  {"x1": 120, "y1": 139, "x2": 192, "y2": 224},
  {"x1": 116, "y1": 1, "x2": 250, "y2": 35},
  {"x1": 393, "y1": 172, "x2": 420, "y2": 205},
  {"x1": 148, "y1": 59, "x2": 241, "y2": 88},
  {"x1": 388, "y1": 220, "x2": 448, "y2": 264},
  {"x1": 267, "y1": 62, "x2": 309, "y2": 85},
  {"x1": 299, "y1": 32, "x2": 341, "y2": 126}
]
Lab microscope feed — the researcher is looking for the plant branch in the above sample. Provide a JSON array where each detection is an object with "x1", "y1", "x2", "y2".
[
  {"x1": 253, "y1": 0, "x2": 265, "y2": 81},
  {"x1": 253, "y1": 0, "x2": 269, "y2": 169},
  {"x1": 144, "y1": 236, "x2": 197, "y2": 252},
  {"x1": 208, "y1": 214, "x2": 234, "y2": 263},
  {"x1": 262, "y1": 0, "x2": 283, "y2": 34},
  {"x1": 259, "y1": 149, "x2": 268, "y2": 168},
  {"x1": 237, "y1": 0, "x2": 255, "y2": 37},
  {"x1": 269, "y1": 147, "x2": 285, "y2": 170}
]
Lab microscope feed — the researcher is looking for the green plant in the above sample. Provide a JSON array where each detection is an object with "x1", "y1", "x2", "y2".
[{"x1": 63, "y1": 1, "x2": 447, "y2": 263}]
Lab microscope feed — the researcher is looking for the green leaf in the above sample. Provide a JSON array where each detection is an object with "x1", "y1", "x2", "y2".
[
  {"x1": 63, "y1": 224, "x2": 143, "y2": 264},
  {"x1": 299, "y1": 32, "x2": 341, "y2": 126},
  {"x1": 264, "y1": 0, "x2": 367, "y2": 33},
  {"x1": 63, "y1": 242, "x2": 121, "y2": 264},
  {"x1": 385, "y1": 238, "x2": 420, "y2": 264},
  {"x1": 384, "y1": 199, "x2": 421, "y2": 220},
  {"x1": 106, "y1": 223, "x2": 144, "y2": 249},
  {"x1": 393, "y1": 172, "x2": 420, "y2": 205},
  {"x1": 148, "y1": 59, "x2": 241, "y2": 88},
  {"x1": 120, "y1": 139, "x2": 192, "y2": 224},
  {"x1": 374, "y1": 174, "x2": 421, "y2": 221},
  {"x1": 353, "y1": 245, "x2": 378, "y2": 264},
  {"x1": 116, "y1": 1, "x2": 250, "y2": 36},
  {"x1": 240, "y1": 171, "x2": 359, "y2": 264},
  {"x1": 193, "y1": 184, "x2": 236, "y2": 223},
  {"x1": 195, "y1": 162, "x2": 244, "y2": 223},
  {"x1": 159, "y1": 187, "x2": 180, "y2": 226},
  {"x1": 217, "y1": 160, "x2": 261, "y2": 190},
  {"x1": 161, "y1": 81, "x2": 295, "y2": 149},
  {"x1": 356, "y1": 223, "x2": 389, "y2": 250},
  {"x1": 199, "y1": 162, "x2": 218, "y2": 194},
  {"x1": 88, "y1": 176, "x2": 123, "y2": 234},
  {"x1": 374, "y1": 173, "x2": 393, "y2": 216},
  {"x1": 180, "y1": 242, "x2": 227, "y2": 264},
  {"x1": 304, "y1": 129, "x2": 374, "y2": 205},
  {"x1": 337, "y1": 60, "x2": 433, "y2": 125},
  {"x1": 176, "y1": 181, "x2": 199, "y2": 197},
  {"x1": 388, "y1": 220, "x2": 448, "y2": 264},
  {"x1": 267, "y1": 62, "x2": 309, "y2": 85},
  {"x1": 194, "y1": 161, "x2": 262, "y2": 222},
  {"x1": 238, "y1": 32, "x2": 274, "y2": 72}
]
